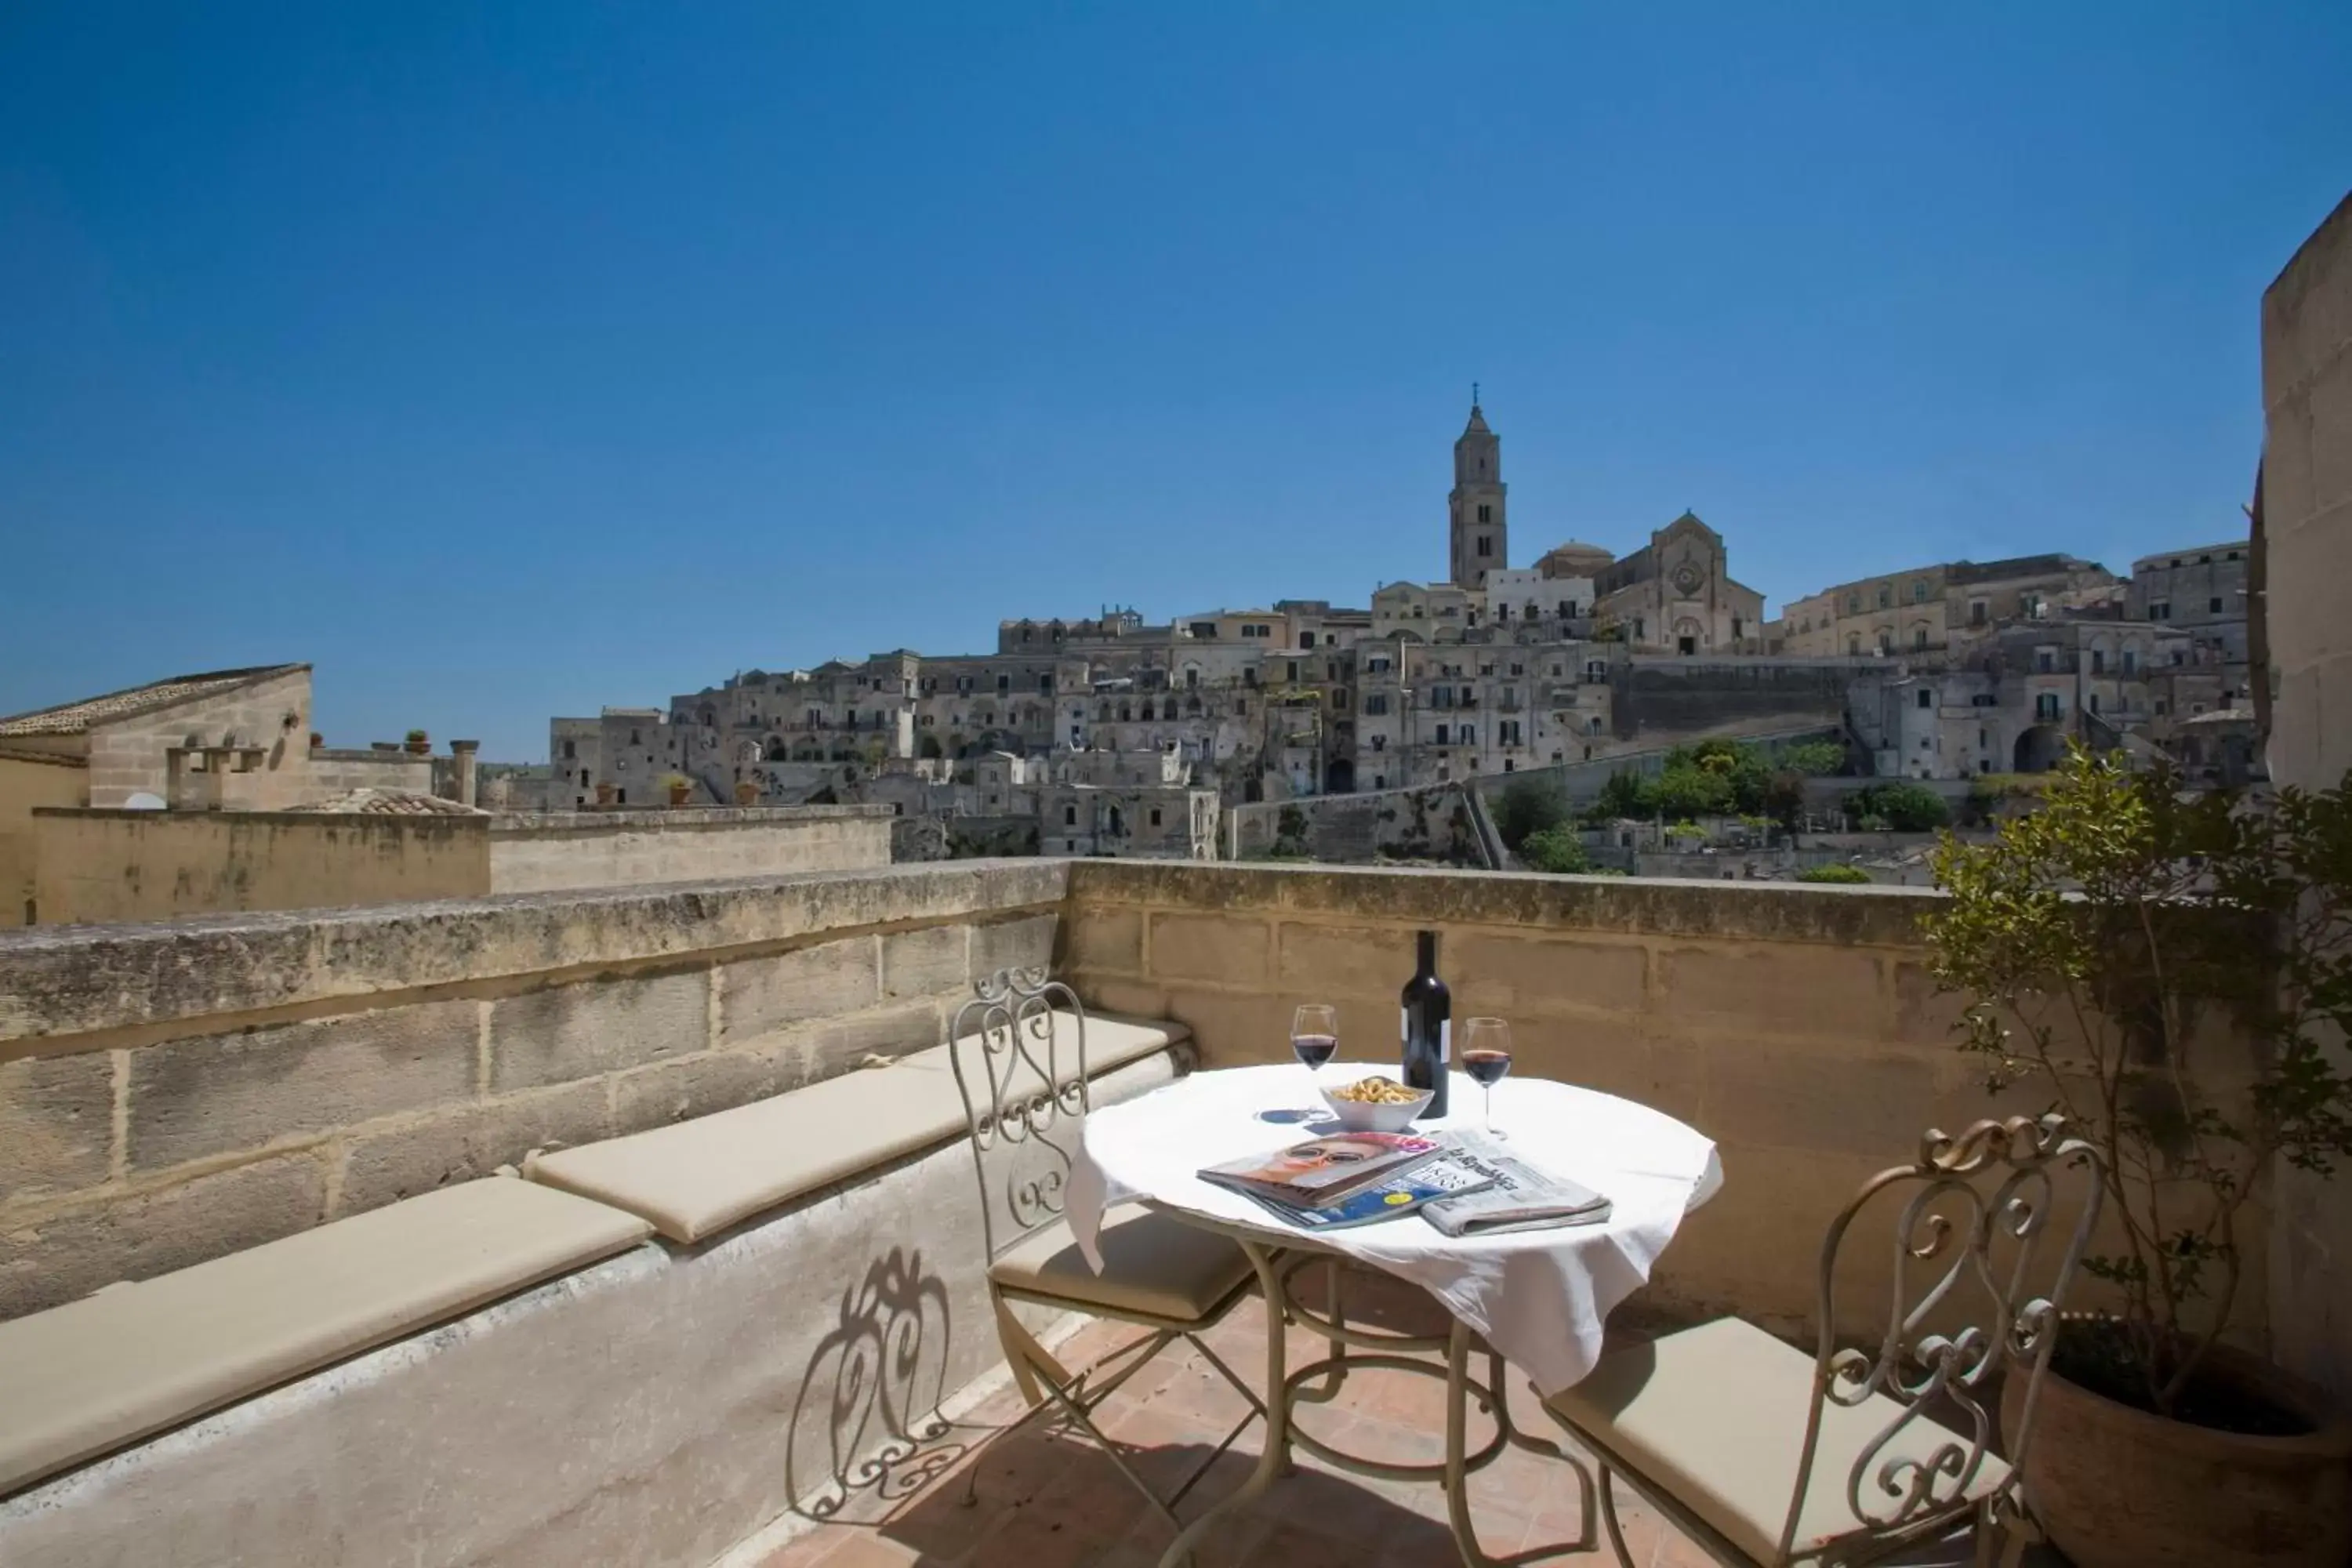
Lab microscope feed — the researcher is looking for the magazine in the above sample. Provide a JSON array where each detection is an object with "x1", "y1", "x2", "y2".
[
  {"x1": 1421, "y1": 1131, "x2": 1613, "y2": 1237},
  {"x1": 1239, "y1": 1154, "x2": 1497, "y2": 1232},
  {"x1": 1198, "y1": 1131, "x2": 1441, "y2": 1207}
]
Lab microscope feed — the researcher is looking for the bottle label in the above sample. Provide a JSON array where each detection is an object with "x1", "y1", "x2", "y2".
[
  {"x1": 1399, "y1": 1007, "x2": 1408, "y2": 1046},
  {"x1": 1437, "y1": 1018, "x2": 1450, "y2": 1065}
]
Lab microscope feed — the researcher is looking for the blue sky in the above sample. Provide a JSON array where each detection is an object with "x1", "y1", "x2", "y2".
[{"x1": 3, "y1": 5, "x2": 2347, "y2": 760}]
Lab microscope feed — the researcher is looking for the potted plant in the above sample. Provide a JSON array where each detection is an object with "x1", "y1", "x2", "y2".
[
  {"x1": 404, "y1": 728, "x2": 430, "y2": 756},
  {"x1": 1926, "y1": 745, "x2": 2352, "y2": 1566},
  {"x1": 594, "y1": 782, "x2": 615, "y2": 808},
  {"x1": 662, "y1": 773, "x2": 693, "y2": 808}
]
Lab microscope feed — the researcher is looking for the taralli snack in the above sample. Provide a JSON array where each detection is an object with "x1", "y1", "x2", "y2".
[{"x1": 1326, "y1": 1075, "x2": 1427, "y2": 1105}]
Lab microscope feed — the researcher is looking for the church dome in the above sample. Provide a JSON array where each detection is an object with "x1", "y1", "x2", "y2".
[{"x1": 1537, "y1": 541, "x2": 1614, "y2": 579}]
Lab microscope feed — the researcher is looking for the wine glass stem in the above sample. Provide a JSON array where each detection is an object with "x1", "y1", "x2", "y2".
[{"x1": 1483, "y1": 1083, "x2": 1493, "y2": 1134}]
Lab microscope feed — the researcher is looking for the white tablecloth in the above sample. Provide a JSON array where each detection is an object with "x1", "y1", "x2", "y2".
[{"x1": 1067, "y1": 1062, "x2": 1722, "y2": 1396}]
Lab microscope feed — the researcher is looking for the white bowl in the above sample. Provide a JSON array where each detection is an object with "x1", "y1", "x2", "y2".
[{"x1": 1316, "y1": 1080, "x2": 1436, "y2": 1132}]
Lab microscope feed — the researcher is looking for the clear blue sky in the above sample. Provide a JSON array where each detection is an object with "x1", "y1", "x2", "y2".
[{"x1": 4, "y1": 5, "x2": 2347, "y2": 760}]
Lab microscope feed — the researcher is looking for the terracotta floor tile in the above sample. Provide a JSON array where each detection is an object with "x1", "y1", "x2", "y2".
[
  {"x1": 748, "y1": 1525, "x2": 844, "y2": 1568},
  {"x1": 794, "y1": 1534, "x2": 927, "y2": 1568},
  {"x1": 964, "y1": 1508, "x2": 1125, "y2": 1568},
  {"x1": 719, "y1": 1286, "x2": 1748, "y2": 1568}
]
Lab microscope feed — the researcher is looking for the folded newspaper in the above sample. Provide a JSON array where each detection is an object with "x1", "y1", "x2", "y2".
[{"x1": 1421, "y1": 1131, "x2": 1613, "y2": 1236}]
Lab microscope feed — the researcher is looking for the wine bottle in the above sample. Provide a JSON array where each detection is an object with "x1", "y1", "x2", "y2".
[{"x1": 1399, "y1": 928, "x2": 1451, "y2": 1118}]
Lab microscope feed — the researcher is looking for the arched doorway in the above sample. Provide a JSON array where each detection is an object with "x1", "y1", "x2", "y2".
[
  {"x1": 2013, "y1": 725, "x2": 2066, "y2": 774},
  {"x1": 1325, "y1": 757, "x2": 1356, "y2": 794}
]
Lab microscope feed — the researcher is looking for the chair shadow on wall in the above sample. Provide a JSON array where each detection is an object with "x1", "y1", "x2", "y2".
[{"x1": 785, "y1": 1247, "x2": 962, "y2": 1527}]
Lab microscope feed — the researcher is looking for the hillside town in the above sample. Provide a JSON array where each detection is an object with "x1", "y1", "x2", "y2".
[
  {"x1": 0, "y1": 397, "x2": 2260, "y2": 924},
  {"x1": 539, "y1": 399, "x2": 2254, "y2": 863}
]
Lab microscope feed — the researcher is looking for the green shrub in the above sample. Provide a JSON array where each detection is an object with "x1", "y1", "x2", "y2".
[
  {"x1": 1776, "y1": 739, "x2": 1846, "y2": 777},
  {"x1": 1798, "y1": 863, "x2": 1872, "y2": 884},
  {"x1": 1519, "y1": 824, "x2": 1591, "y2": 874},
  {"x1": 1850, "y1": 781, "x2": 1950, "y2": 832},
  {"x1": 1494, "y1": 776, "x2": 1571, "y2": 849}
]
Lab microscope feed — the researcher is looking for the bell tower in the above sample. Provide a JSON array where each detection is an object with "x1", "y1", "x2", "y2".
[{"x1": 1448, "y1": 390, "x2": 1506, "y2": 588}]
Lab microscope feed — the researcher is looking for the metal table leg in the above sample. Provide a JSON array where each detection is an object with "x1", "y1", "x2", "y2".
[
  {"x1": 1155, "y1": 1240, "x2": 1598, "y2": 1568},
  {"x1": 1154, "y1": 1237, "x2": 1291, "y2": 1568}
]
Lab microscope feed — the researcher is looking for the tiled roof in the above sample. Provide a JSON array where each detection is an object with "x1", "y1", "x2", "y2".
[
  {"x1": 289, "y1": 789, "x2": 485, "y2": 816},
  {"x1": 0, "y1": 666, "x2": 306, "y2": 739}
]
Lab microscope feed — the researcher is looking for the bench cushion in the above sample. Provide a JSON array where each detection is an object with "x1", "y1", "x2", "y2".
[
  {"x1": 524, "y1": 1009, "x2": 1187, "y2": 1244},
  {"x1": 1544, "y1": 1316, "x2": 2009, "y2": 1563},
  {"x1": 0, "y1": 1178, "x2": 652, "y2": 1499},
  {"x1": 990, "y1": 1207, "x2": 1251, "y2": 1322}
]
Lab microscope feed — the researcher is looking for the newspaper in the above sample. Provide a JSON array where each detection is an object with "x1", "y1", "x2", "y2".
[{"x1": 1421, "y1": 1131, "x2": 1612, "y2": 1237}]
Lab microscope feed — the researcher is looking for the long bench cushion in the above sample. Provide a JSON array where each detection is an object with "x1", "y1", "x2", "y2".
[
  {"x1": 525, "y1": 1009, "x2": 1187, "y2": 1244},
  {"x1": 0, "y1": 1178, "x2": 652, "y2": 1500}
]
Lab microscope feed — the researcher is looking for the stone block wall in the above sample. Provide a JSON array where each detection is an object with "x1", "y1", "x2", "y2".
[
  {"x1": 1229, "y1": 782, "x2": 1485, "y2": 865},
  {"x1": 485, "y1": 805, "x2": 893, "y2": 894},
  {"x1": 2263, "y1": 189, "x2": 2352, "y2": 1404},
  {"x1": 1059, "y1": 859, "x2": 2270, "y2": 1343},
  {"x1": 0, "y1": 860, "x2": 1065, "y2": 1319},
  {"x1": 306, "y1": 748, "x2": 435, "y2": 797},
  {"x1": 81, "y1": 666, "x2": 319, "y2": 810},
  {"x1": 30, "y1": 808, "x2": 495, "y2": 924}
]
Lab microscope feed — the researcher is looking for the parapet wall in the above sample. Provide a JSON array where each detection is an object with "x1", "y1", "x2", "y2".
[
  {"x1": 30, "y1": 808, "x2": 492, "y2": 925},
  {"x1": 0, "y1": 860, "x2": 1064, "y2": 1320},
  {"x1": 1059, "y1": 858, "x2": 2270, "y2": 1343},
  {"x1": 485, "y1": 804, "x2": 893, "y2": 894}
]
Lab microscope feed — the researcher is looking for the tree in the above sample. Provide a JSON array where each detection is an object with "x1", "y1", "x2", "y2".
[
  {"x1": 1653, "y1": 764, "x2": 1736, "y2": 820},
  {"x1": 1853, "y1": 780, "x2": 1950, "y2": 832},
  {"x1": 1926, "y1": 746, "x2": 2352, "y2": 1419},
  {"x1": 1591, "y1": 769, "x2": 1656, "y2": 822},
  {"x1": 1777, "y1": 739, "x2": 1847, "y2": 777},
  {"x1": 1494, "y1": 776, "x2": 1570, "y2": 849},
  {"x1": 1519, "y1": 823, "x2": 1590, "y2": 874},
  {"x1": 1762, "y1": 770, "x2": 1809, "y2": 832}
]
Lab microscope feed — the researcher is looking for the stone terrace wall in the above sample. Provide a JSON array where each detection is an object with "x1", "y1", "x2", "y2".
[
  {"x1": 1059, "y1": 859, "x2": 2271, "y2": 1344},
  {"x1": 31, "y1": 808, "x2": 493, "y2": 925},
  {"x1": 485, "y1": 804, "x2": 893, "y2": 895},
  {"x1": 0, "y1": 860, "x2": 1062, "y2": 1320},
  {"x1": 2263, "y1": 189, "x2": 2352, "y2": 1404}
]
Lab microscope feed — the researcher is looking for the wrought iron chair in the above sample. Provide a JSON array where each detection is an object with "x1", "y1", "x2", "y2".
[
  {"x1": 947, "y1": 966, "x2": 1266, "y2": 1525},
  {"x1": 1544, "y1": 1116, "x2": 2103, "y2": 1568}
]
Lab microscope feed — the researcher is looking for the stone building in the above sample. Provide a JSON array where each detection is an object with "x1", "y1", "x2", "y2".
[
  {"x1": 0, "y1": 663, "x2": 485, "y2": 925},
  {"x1": 1846, "y1": 612, "x2": 2205, "y2": 779},
  {"x1": 1777, "y1": 554, "x2": 2117, "y2": 660},
  {"x1": 2125, "y1": 538, "x2": 2252, "y2": 691},
  {"x1": 1589, "y1": 513, "x2": 1767, "y2": 655}
]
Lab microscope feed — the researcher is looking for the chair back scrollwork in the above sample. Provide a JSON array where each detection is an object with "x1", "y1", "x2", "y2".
[
  {"x1": 947, "y1": 966, "x2": 1090, "y2": 1265},
  {"x1": 1777, "y1": 1113, "x2": 2103, "y2": 1563}
]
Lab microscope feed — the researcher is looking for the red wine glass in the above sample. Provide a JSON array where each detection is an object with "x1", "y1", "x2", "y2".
[
  {"x1": 1462, "y1": 1017, "x2": 1513, "y2": 1139},
  {"x1": 1290, "y1": 1004, "x2": 1338, "y2": 1117}
]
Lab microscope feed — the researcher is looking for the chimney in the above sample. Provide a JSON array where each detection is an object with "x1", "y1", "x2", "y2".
[{"x1": 450, "y1": 740, "x2": 481, "y2": 808}]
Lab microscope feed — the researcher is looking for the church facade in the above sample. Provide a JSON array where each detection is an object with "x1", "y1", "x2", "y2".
[
  {"x1": 1590, "y1": 512, "x2": 1766, "y2": 655},
  {"x1": 1435, "y1": 400, "x2": 1764, "y2": 655}
]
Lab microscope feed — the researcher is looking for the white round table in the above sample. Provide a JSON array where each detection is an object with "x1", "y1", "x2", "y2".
[{"x1": 1065, "y1": 1062, "x2": 1722, "y2": 1568}]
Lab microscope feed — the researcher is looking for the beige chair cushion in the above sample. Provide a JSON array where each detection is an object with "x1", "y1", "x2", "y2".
[
  {"x1": 990, "y1": 1207, "x2": 1252, "y2": 1323},
  {"x1": 1544, "y1": 1316, "x2": 2009, "y2": 1564},
  {"x1": 0, "y1": 1178, "x2": 652, "y2": 1500},
  {"x1": 527, "y1": 1010, "x2": 1186, "y2": 1244}
]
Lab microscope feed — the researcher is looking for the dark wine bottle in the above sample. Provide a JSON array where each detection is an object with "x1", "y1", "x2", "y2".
[{"x1": 1399, "y1": 928, "x2": 1450, "y2": 1118}]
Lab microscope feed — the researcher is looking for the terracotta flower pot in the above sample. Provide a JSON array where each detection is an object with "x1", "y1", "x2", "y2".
[
  {"x1": 666, "y1": 783, "x2": 691, "y2": 808},
  {"x1": 2002, "y1": 1341, "x2": 2352, "y2": 1567}
]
